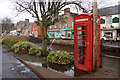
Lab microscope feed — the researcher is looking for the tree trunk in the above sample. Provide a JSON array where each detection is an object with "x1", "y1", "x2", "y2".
[{"x1": 41, "y1": 23, "x2": 48, "y2": 56}]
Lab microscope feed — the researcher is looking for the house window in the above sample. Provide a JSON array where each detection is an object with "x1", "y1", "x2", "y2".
[
  {"x1": 55, "y1": 24, "x2": 56, "y2": 28},
  {"x1": 35, "y1": 26, "x2": 37, "y2": 30},
  {"x1": 72, "y1": 21, "x2": 74, "y2": 27},
  {"x1": 49, "y1": 33, "x2": 51, "y2": 38},
  {"x1": 100, "y1": 18, "x2": 105, "y2": 24},
  {"x1": 68, "y1": 32, "x2": 70, "y2": 37},
  {"x1": 60, "y1": 24, "x2": 62, "y2": 28},
  {"x1": 112, "y1": 17, "x2": 119, "y2": 23},
  {"x1": 106, "y1": 16, "x2": 112, "y2": 25},
  {"x1": 33, "y1": 27, "x2": 34, "y2": 30},
  {"x1": 66, "y1": 23, "x2": 68, "y2": 27},
  {"x1": 52, "y1": 33, "x2": 54, "y2": 37}
]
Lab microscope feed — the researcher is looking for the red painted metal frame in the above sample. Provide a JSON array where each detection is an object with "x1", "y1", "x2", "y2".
[
  {"x1": 97, "y1": 15, "x2": 101, "y2": 67},
  {"x1": 74, "y1": 13, "x2": 101, "y2": 72}
]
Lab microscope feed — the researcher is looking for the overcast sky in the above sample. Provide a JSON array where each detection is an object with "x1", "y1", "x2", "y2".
[{"x1": 0, "y1": 0, "x2": 119, "y2": 23}]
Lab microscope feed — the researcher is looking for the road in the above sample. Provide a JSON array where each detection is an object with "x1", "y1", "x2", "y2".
[{"x1": 1, "y1": 45, "x2": 40, "y2": 79}]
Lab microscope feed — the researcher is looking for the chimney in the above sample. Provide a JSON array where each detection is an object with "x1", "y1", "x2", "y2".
[
  {"x1": 25, "y1": 19, "x2": 29, "y2": 23},
  {"x1": 64, "y1": 8, "x2": 70, "y2": 14}
]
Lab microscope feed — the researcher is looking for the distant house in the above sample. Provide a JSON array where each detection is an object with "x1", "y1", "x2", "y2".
[
  {"x1": 47, "y1": 8, "x2": 78, "y2": 39},
  {"x1": 32, "y1": 21, "x2": 42, "y2": 37},
  {"x1": 98, "y1": 5, "x2": 120, "y2": 40},
  {"x1": 15, "y1": 19, "x2": 33, "y2": 36},
  {"x1": 9, "y1": 30, "x2": 17, "y2": 35}
]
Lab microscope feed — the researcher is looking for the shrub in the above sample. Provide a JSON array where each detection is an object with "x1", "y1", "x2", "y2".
[
  {"x1": 12, "y1": 41, "x2": 36, "y2": 54},
  {"x1": 2, "y1": 44, "x2": 9, "y2": 49},
  {"x1": 2, "y1": 36, "x2": 26, "y2": 50},
  {"x1": 28, "y1": 46, "x2": 41, "y2": 56},
  {"x1": 47, "y1": 51, "x2": 74, "y2": 65},
  {"x1": 42, "y1": 57, "x2": 47, "y2": 60}
]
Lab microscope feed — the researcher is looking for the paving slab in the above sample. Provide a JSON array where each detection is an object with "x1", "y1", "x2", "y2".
[{"x1": 28, "y1": 64, "x2": 72, "y2": 78}]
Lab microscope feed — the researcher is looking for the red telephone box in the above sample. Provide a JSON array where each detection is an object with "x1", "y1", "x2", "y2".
[{"x1": 74, "y1": 13, "x2": 101, "y2": 72}]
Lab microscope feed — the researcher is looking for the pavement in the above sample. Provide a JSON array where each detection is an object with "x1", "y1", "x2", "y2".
[
  {"x1": 1, "y1": 45, "x2": 40, "y2": 79},
  {"x1": 27, "y1": 64, "x2": 72, "y2": 78},
  {"x1": 102, "y1": 56, "x2": 119, "y2": 73}
]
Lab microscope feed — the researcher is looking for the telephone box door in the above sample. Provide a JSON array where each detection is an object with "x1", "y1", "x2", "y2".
[{"x1": 74, "y1": 23, "x2": 92, "y2": 72}]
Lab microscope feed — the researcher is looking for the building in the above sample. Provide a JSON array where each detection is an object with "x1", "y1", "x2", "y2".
[
  {"x1": 32, "y1": 21, "x2": 42, "y2": 37},
  {"x1": 47, "y1": 8, "x2": 78, "y2": 39},
  {"x1": 98, "y1": 5, "x2": 120, "y2": 40},
  {"x1": 15, "y1": 19, "x2": 33, "y2": 36}
]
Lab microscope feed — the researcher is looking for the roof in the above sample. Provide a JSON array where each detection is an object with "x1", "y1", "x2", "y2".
[
  {"x1": 16, "y1": 21, "x2": 25, "y2": 28},
  {"x1": 34, "y1": 21, "x2": 40, "y2": 26},
  {"x1": 98, "y1": 5, "x2": 120, "y2": 16},
  {"x1": 18, "y1": 21, "x2": 24, "y2": 24},
  {"x1": 29, "y1": 22, "x2": 34, "y2": 26},
  {"x1": 59, "y1": 12, "x2": 78, "y2": 17},
  {"x1": 70, "y1": 12, "x2": 78, "y2": 17},
  {"x1": 56, "y1": 12, "x2": 78, "y2": 22}
]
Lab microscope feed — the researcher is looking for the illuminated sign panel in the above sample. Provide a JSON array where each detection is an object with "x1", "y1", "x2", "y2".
[{"x1": 75, "y1": 18, "x2": 88, "y2": 22}]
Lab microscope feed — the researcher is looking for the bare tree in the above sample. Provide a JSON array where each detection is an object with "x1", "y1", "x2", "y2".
[
  {"x1": 1, "y1": 17, "x2": 14, "y2": 35},
  {"x1": 15, "y1": 0, "x2": 88, "y2": 56}
]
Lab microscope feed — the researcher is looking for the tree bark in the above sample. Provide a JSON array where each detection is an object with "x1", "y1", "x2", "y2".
[
  {"x1": 41, "y1": 28, "x2": 48, "y2": 56},
  {"x1": 40, "y1": 20, "x2": 48, "y2": 56}
]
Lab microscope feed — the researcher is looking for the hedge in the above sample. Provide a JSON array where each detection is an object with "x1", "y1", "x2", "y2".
[{"x1": 1, "y1": 36, "x2": 26, "y2": 50}]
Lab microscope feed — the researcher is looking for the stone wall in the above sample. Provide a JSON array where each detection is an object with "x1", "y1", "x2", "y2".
[
  {"x1": 49, "y1": 39, "x2": 120, "y2": 47},
  {"x1": 49, "y1": 39, "x2": 74, "y2": 46}
]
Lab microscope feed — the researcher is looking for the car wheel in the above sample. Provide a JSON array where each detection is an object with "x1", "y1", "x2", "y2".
[{"x1": 101, "y1": 38, "x2": 104, "y2": 41}]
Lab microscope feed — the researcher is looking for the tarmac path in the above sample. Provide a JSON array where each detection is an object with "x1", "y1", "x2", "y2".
[{"x1": 1, "y1": 45, "x2": 40, "y2": 79}]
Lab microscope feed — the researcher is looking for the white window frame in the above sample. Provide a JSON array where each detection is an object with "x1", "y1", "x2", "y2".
[
  {"x1": 66, "y1": 23, "x2": 68, "y2": 27},
  {"x1": 55, "y1": 24, "x2": 56, "y2": 28}
]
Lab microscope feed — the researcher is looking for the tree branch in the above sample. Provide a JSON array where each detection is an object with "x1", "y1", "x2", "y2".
[{"x1": 16, "y1": 2, "x2": 35, "y2": 17}]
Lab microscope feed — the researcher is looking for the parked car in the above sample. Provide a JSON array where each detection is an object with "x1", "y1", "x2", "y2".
[
  {"x1": 56, "y1": 34, "x2": 70, "y2": 39},
  {"x1": 101, "y1": 36, "x2": 107, "y2": 40}
]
